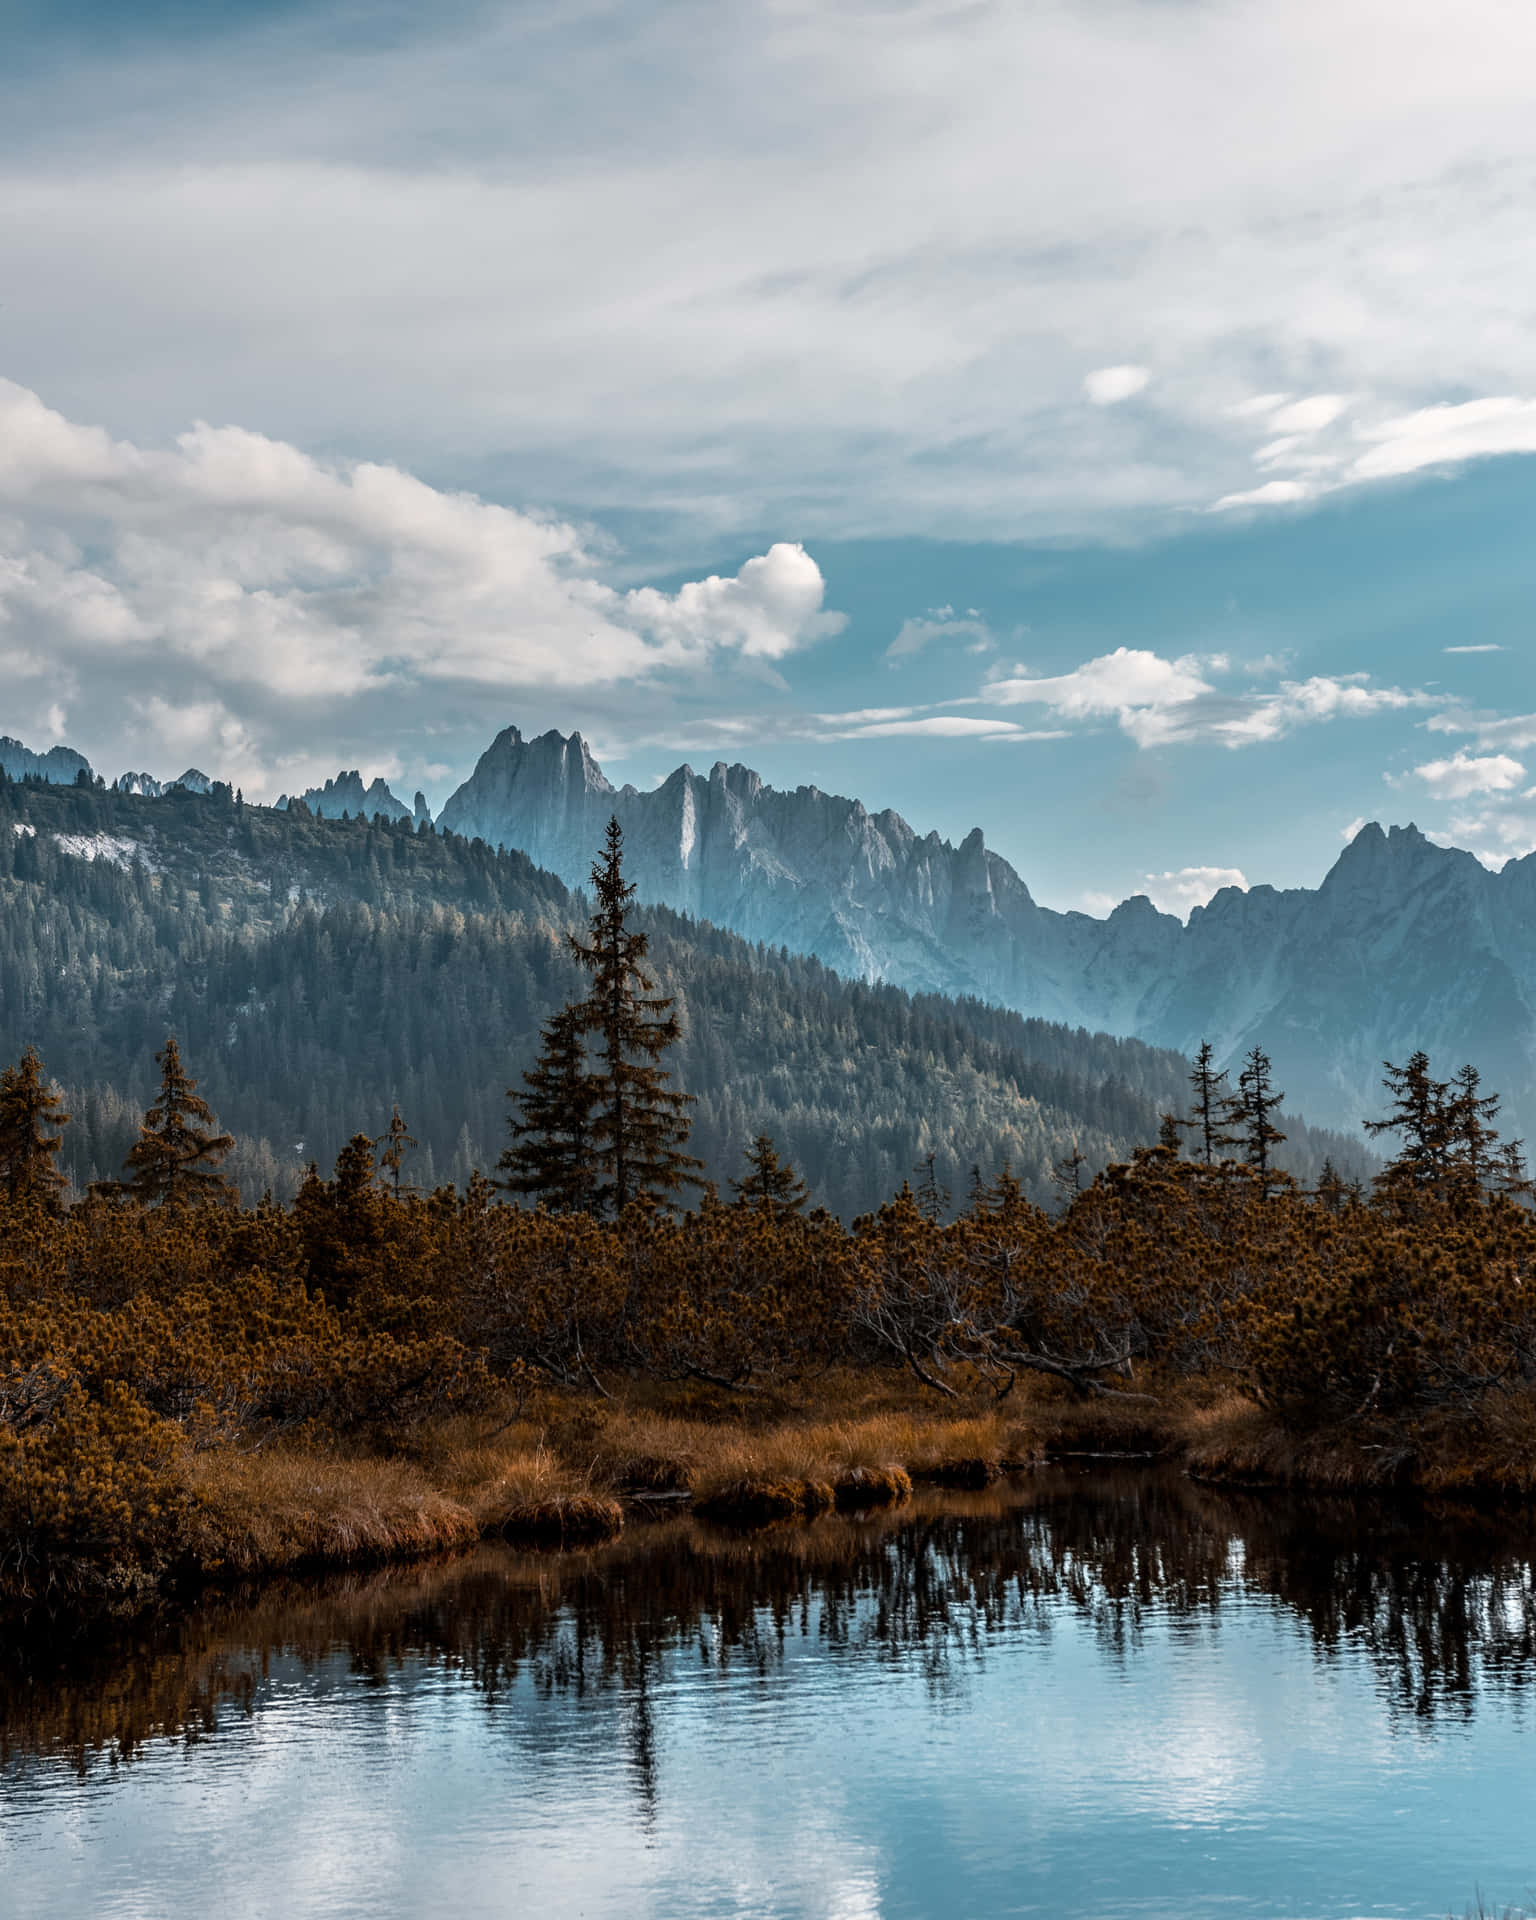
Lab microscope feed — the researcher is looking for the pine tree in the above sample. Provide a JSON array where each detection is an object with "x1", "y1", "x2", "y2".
[
  {"x1": 1186, "y1": 1040, "x2": 1242, "y2": 1165},
  {"x1": 1365, "y1": 1052, "x2": 1452, "y2": 1190},
  {"x1": 1315, "y1": 1156, "x2": 1349, "y2": 1213},
  {"x1": 1495, "y1": 1137, "x2": 1535, "y2": 1204},
  {"x1": 1235, "y1": 1046, "x2": 1286, "y2": 1184},
  {"x1": 118, "y1": 1036, "x2": 237, "y2": 1208},
  {"x1": 1445, "y1": 1062, "x2": 1501, "y2": 1191},
  {"x1": 0, "y1": 1045, "x2": 71, "y2": 1206},
  {"x1": 729, "y1": 1131, "x2": 809, "y2": 1219},
  {"x1": 913, "y1": 1151, "x2": 950, "y2": 1222},
  {"x1": 374, "y1": 1103, "x2": 418, "y2": 1199},
  {"x1": 1050, "y1": 1146, "x2": 1086, "y2": 1206},
  {"x1": 570, "y1": 817, "x2": 702, "y2": 1214},
  {"x1": 497, "y1": 1003, "x2": 599, "y2": 1213}
]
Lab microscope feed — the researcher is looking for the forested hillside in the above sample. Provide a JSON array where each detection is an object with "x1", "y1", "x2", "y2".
[{"x1": 0, "y1": 773, "x2": 1371, "y2": 1213}]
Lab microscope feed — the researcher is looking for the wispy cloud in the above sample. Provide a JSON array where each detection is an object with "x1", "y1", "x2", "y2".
[
  {"x1": 1425, "y1": 708, "x2": 1536, "y2": 752},
  {"x1": 12, "y1": 3, "x2": 1536, "y2": 544},
  {"x1": 886, "y1": 606, "x2": 993, "y2": 661},
  {"x1": 982, "y1": 647, "x2": 1435, "y2": 749}
]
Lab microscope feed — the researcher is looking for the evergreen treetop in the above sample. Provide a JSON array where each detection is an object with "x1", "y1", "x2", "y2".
[
  {"x1": 118, "y1": 1036, "x2": 237, "y2": 1209},
  {"x1": 1186, "y1": 1040, "x2": 1243, "y2": 1165},
  {"x1": 0, "y1": 1044, "x2": 71, "y2": 1206},
  {"x1": 729, "y1": 1131, "x2": 809, "y2": 1219},
  {"x1": 569, "y1": 816, "x2": 702, "y2": 1214},
  {"x1": 1236, "y1": 1046, "x2": 1287, "y2": 1185},
  {"x1": 497, "y1": 1003, "x2": 599, "y2": 1214}
]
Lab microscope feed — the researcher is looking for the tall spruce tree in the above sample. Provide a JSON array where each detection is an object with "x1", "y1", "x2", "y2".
[
  {"x1": 1186, "y1": 1040, "x2": 1242, "y2": 1165},
  {"x1": 570, "y1": 817, "x2": 702, "y2": 1214},
  {"x1": 0, "y1": 1045, "x2": 71, "y2": 1206},
  {"x1": 1446, "y1": 1062, "x2": 1502, "y2": 1190},
  {"x1": 1365, "y1": 1052, "x2": 1452, "y2": 1191},
  {"x1": 1235, "y1": 1046, "x2": 1286, "y2": 1184},
  {"x1": 729, "y1": 1131, "x2": 809, "y2": 1219},
  {"x1": 497, "y1": 1003, "x2": 599, "y2": 1213},
  {"x1": 118, "y1": 1036, "x2": 237, "y2": 1208}
]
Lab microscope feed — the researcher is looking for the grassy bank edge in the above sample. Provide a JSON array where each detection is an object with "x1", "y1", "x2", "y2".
[{"x1": 14, "y1": 1377, "x2": 1536, "y2": 1612}]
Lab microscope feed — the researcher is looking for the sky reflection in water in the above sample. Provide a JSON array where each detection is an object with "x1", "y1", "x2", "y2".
[{"x1": 1, "y1": 1469, "x2": 1534, "y2": 1919}]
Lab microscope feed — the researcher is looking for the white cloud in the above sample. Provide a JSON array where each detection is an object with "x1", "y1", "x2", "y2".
[
  {"x1": 886, "y1": 605, "x2": 993, "y2": 660},
  {"x1": 1443, "y1": 643, "x2": 1504, "y2": 653},
  {"x1": 833, "y1": 715, "x2": 1050, "y2": 741},
  {"x1": 1211, "y1": 479, "x2": 1313, "y2": 512},
  {"x1": 1138, "y1": 866, "x2": 1249, "y2": 918},
  {"x1": 982, "y1": 646, "x2": 1435, "y2": 749},
  {"x1": 14, "y1": 5, "x2": 1536, "y2": 540},
  {"x1": 1425, "y1": 707, "x2": 1536, "y2": 751},
  {"x1": 986, "y1": 647, "x2": 1213, "y2": 720},
  {"x1": 1409, "y1": 748, "x2": 1525, "y2": 799},
  {"x1": 0, "y1": 380, "x2": 843, "y2": 793},
  {"x1": 1267, "y1": 395, "x2": 1349, "y2": 434},
  {"x1": 1437, "y1": 797, "x2": 1536, "y2": 866},
  {"x1": 1083, "y1": 366, "x2": 1150, "y2": 406},
  {"x1": 811, "y1": 710, "x2": 1064, "y2": 743},
  {"x1": 1350, "y1": 397, "x2": 1536, "y2": 481}
]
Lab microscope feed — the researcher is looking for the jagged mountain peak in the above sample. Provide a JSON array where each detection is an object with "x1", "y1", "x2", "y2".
[
  {"x1": 1, "y1": 735, "x2": 95, "y2": 786},
  {"x1": 277, "y1": 769, "x2": 417, "y2": 823},
  {"x1": 432, "y1": 724, "x2": 1536, "y2": 1142}
]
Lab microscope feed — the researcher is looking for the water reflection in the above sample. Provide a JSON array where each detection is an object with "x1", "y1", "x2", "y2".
[{"x1": 3, "y1": 1466, "x2": 1535, "y2": 1774}]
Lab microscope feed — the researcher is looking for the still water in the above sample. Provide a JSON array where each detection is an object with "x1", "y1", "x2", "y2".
[{"x1": 2, "y1": 1469, "x2": 1534, "y2": 1920}]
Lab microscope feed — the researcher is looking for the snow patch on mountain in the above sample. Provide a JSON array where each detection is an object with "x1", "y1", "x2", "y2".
[{"x1": 51, "y1": 832, "x2": 157, "y2": 871}]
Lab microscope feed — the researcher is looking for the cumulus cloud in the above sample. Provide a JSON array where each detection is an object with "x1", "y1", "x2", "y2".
[
  {"x1": 0, "y1": 380, "x2": 843, "y2": 794},
  {"x1": 982, "y1": 646, "x2": 1435, "y2": 749},
  {"x1": 1083, "y1": 366, "x2": 1150, "y2": 406},
  {"x1": 1408, "y1": 749, "x2": 1526, "y2": 799}
]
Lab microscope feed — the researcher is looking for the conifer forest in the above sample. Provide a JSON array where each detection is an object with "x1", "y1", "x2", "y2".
[{"x1": 3, "y1": 777, "x2": 1535, "y2": 1607}]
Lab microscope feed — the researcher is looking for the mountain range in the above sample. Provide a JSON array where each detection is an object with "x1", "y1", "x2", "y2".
[
  {"x1": 424, "y1": 726, "x2": 1536, "y2": 1142},
  {"x1": 12, "y1": 723, "x2": 1535, "y2": 1144}
]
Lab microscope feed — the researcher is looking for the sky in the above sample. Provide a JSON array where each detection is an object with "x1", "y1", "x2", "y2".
[{"x1": 3, "y1": 0, "x2": 1536, "y2": 914}]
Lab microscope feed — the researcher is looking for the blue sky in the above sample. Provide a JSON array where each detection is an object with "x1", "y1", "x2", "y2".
[{"x1": 2, "y1": 0, "x2": 1535, "y2": 911}]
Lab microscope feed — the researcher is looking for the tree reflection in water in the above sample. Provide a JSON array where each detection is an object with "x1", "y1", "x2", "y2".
[{"x1": 4, "y1": 1467, "x2": 1535, "y2": 1775}]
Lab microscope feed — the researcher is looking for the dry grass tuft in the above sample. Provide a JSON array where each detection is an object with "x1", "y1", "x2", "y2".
[
  {"x1": 184, "y1": 1448, "x2": 478, "y2": 1576},
  {"x1": 495, "y1": 1494, "x2": 624, "y2": 1547},
  {"x1": 694, "y1": 1479, "x2": 824, "y2": 1527},
  {"x1": 832, "y1": 1465, "x2": 912, "y2": 1511}
]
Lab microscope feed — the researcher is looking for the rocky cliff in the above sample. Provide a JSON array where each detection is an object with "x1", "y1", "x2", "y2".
[{"x1": 439, "y1": 727, "x2": 1536, "y2": 1137}]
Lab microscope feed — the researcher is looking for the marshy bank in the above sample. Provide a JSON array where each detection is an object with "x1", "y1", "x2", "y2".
[
  {"x1": 16, "y1": 1369, "x2": 1536, "y2": 1624},
  {"x1": 7, "y1": 1116, "x2": 1536, "y2": 1613}
]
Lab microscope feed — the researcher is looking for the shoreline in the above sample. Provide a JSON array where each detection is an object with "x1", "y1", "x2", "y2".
[{"x1": 11, "y1": 1377, "x2": 1536, "y2": 1624}]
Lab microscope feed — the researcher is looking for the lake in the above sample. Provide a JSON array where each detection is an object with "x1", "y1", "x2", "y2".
[{"x1": 2, "y1": 1467, "x2": 1534, "y2": 1919}]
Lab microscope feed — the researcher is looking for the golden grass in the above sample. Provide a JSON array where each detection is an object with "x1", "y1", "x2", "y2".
[
  {"x1": 1181, "y1": 1390, "x2": 1536, "y2": 1495},
  {"x1": 177, "y1": 1369, "x2": 1532, "y2": 1578},
  {"x1": 184, "y1": 1448, "x2": 479, "y2": 1576}
]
